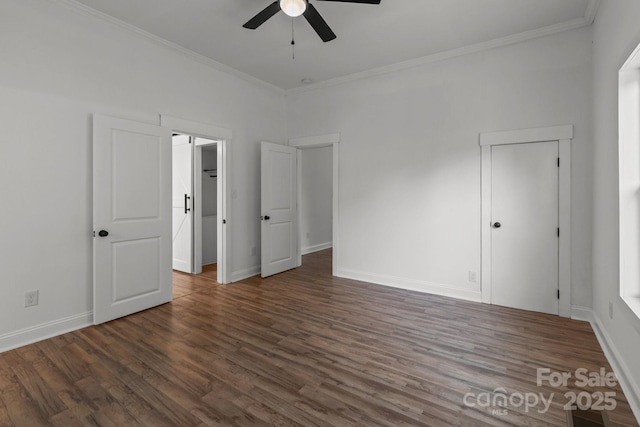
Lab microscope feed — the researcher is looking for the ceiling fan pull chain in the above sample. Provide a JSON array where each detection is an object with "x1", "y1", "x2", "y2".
[{"x1": 291, "y1": 17, "x2": 296, "y2": 60}]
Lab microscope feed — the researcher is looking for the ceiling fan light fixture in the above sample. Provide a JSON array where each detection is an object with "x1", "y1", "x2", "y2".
[{"x1": 280, "y1": 0, "x2": 306, "y2": 17}]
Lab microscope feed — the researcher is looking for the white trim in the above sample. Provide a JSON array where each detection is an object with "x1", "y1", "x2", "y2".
[
  {"x1": 161, "y1": 115, "x2": 232, "y2": 284},
  {"x1": 161, "y1": 115, "x2": 232, "y2": 141},
  {"x1": 570, "y1": 305, "x2": 593, "y2": 322},
  {"x1": 56, "y1": 0, "x2": 599, "y2": 95},
  {"x1": 558, "y1": 139, "x2": 572, "y2": 317},
  {"x1": 618, "y1": 45, "x2": 640, "y2": 321},
  {"x1": 55, "y1": 0, "x2": 284, "y2": 95},
  {"x1": 296, "y1": 149, "x2": 303, "y2": 267},
  {"x1": 585, "y1": 0, "x2": 601, "y2": 25},
  {"x1": 290, "y1": 133, "x2": 341, "y2": 148},
  {"x1": 0, "y1": 312, "x2": 92, "y2": 353},
  {"x1": 479, "y1": 125, "x2": 573, "y2": 146},
  {"x1": 286, "y1": 19, "x2": 593, "y2": 96},
  {"x1": 332, "y1": 143, "x2": 340, "y2": 277},
  {"x1": 480, "y1": 147, "x2": 492, "y2": 305},
  {"x1": 231, "y1": 266, "x2": 260, "y2": 282},
  {"x1": 193, "y1": 144, "x2": 204, "y2": 274},
  {"x1": 302, "y1": 242, "x2": 333, "y2": 255},
  {"x1": 480, "y1": 125, "x2": 573, "y2": 317},
  {"x1": 338, "y1": 269, "x2": 482, "y2": 302},
  {"x1": 578, "y1": 308, "x2": 640, "y2": 423}
]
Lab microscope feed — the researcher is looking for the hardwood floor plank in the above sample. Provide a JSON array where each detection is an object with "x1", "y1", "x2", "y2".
[
  {"x1": 0, "y1": 356, "x2": 50, "y2": 426},
  {"x1": 0, "y1": 249, "x2": 637, "y2": 426}
]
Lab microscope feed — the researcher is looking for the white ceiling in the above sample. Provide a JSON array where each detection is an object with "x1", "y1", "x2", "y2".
[{"x1": 70, "y1": 0, "x2": 597, "y2": 90}]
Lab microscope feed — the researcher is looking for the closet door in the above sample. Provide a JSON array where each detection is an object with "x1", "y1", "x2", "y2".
[{"x1": 172, "y1": 134, "x2": 193, "y2": 273}]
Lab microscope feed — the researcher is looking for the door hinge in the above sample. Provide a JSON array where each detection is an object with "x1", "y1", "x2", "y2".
[
  {"x1": 557, "y1": 290, "x2": 560, "y2": 299},
  {"x1": 93, "y1": 230, "x2": 95, "y2": 237},
  {"x1": 223, "y1": 219, "x2": 226, "y2": 224},
  {"x1": 557, "y1": 228, "x2": 560, "y2": 237},
  {"x1": 557, "y1": 157, "x2": 560, "y2": 167}
]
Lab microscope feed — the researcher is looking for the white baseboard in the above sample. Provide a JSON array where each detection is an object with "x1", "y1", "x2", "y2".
[
  {"x1": 572, "y1": 306, "x2": 640, "y2": 423},
  {"x1": 0, "y1": 311, "x2": 93, "y2": 353},
  {"x1": 231, "y1": 265, "x2": 260, "y2": 282},
  {"x1": 301, "y1": 242, "x2": 332, "y2": 255},
  {"x1": 570, "y1": 305, "x2": 592, "y2": 322},
  {"x1": 337, "y1": 268, "x2": 482, "y2": 302}
]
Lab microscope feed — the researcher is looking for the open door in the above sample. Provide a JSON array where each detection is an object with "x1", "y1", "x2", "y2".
[
  {"x1": 93, "y1": 115, "x2": 173, "y2": 324},
  {"x1": 171, "y1": 134, "x2": 193, "y2": 273},
  {"x1": 261, "y1": 141, "x2": 299, "y2": 277}
]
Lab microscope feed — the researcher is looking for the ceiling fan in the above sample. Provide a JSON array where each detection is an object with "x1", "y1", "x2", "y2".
[{"x1": 243, "y1": 0, "x2": 381, "y2": 42}]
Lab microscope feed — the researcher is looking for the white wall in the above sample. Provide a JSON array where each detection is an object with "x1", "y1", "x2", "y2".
[
  {"x1": 591, "y1": 0, "x2": 640, "y2": 413},
  {"x1": 300, "y1": 146, "x2": 333, "y2": 254},
  {"x1": 0, "y1": 0, "x2": 285, "y2": 347},
  {"x1": 287, "y1": 27, "x2": 593, "y2": 303}
]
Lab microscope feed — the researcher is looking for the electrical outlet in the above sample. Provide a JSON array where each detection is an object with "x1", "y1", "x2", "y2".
[
  {"x1": 250, "y1": 246, "x2": 256, "y2": 256},
  {"x1": 609, "y1": 301, "x2": 613, "y2": 319},
  {"x1": 468, "y1": 271, "x2": 477, "y2": 283},
  {"x1": 25, "y1": 290, "x2": 39, "y2": 307}
]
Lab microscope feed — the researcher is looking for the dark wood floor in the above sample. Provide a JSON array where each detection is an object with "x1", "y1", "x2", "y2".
[{"x1": 0, "y1": 250, "x2": 637, "y2": 426}]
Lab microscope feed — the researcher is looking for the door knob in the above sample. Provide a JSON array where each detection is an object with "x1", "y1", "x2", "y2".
[
  {"x1": 493, "y1": 222, "x2": 501, "y2": 229},
  {"x1": 264, "y1": 215, "x2": 270, "y2": 221},
  {"x1": 98, "y1": 230, "x2": 109, "y2": 237}
]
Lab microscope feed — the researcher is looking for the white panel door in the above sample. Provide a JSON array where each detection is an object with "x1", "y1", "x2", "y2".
[
  {"x1": 172, "y1": 134, "x2": 192, "y2": 273},
  {"x1": 261, "y1": 142, "x2": 298, "y2": 277},
  {"x1": 93, "y1": 115, "x2": 172, "y2": 324},
  {"x1": 491, "y1": 141, "x2": 559, "y2": 314}
]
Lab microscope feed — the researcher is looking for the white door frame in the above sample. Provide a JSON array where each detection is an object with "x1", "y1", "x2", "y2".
[
  {"x1": 161, "y1": 115, "x2": 232, "y2": 284},
  {"x1": 289, "y1": 133, "x2": 340, "y2": 276},
  {"x1": 480, "y1": 125, "x2": 572, "y2": 317},
  {"x1": 193, "y1": 139, "x2": 219, "y2": 275}
]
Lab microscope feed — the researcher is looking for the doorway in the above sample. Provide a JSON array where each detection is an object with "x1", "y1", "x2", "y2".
[
  {"x1": 299, "y1": 145, "x2": 333, "y2": 257},
  {"x1": 172, "y1": 134, "x2": 222, "y2": 278},
  {"x1": 480, "y1": 125, "x2": 572, "y2": 317},
  {"x1": 193, "y1": 139, "x2": 219, "y2": 275},
  {"x1": 162, "y1": 115, "x2": 231, "y2": 284},
  {"x1": 289, "y1": 133, "x2": 340, "y2": 276}
]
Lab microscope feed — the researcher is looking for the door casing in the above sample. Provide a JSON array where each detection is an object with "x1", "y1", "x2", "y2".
[
  {"x1": 480, "y1": 125, "x2": 572, "y2": 317},
  {"x1": 193, "y1": 138, "x2": 220, "y2": 275}
]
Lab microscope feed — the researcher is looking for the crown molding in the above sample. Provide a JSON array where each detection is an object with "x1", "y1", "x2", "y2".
[
  {"x1": 585, "y1": 0, "x2": 601, "y2": 25},
  {"x1": 286, "y1": 16, "x2": 593, "y2": 96},
  {"x1": 54, "y1": 0, "x2": 285, "y2": 96},
  {"x1": 52, "y1": 0, "x2": 600, "y2": 97}
]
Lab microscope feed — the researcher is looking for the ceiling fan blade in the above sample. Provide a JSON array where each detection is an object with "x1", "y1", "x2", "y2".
[
  {"x1": 243, "y1": 1, "x2": 281, "y2": 30},
  {"x1": 303, "y1": 3, "x2": 337, "y2": 42},
  {"x1": 316, "y1": 0, "x2": 381, "y2": 4}
]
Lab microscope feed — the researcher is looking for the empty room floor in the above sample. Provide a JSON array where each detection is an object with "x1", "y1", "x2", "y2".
[{"x1": 0, "y1": 250, "x2": 637, "y2": 426}]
